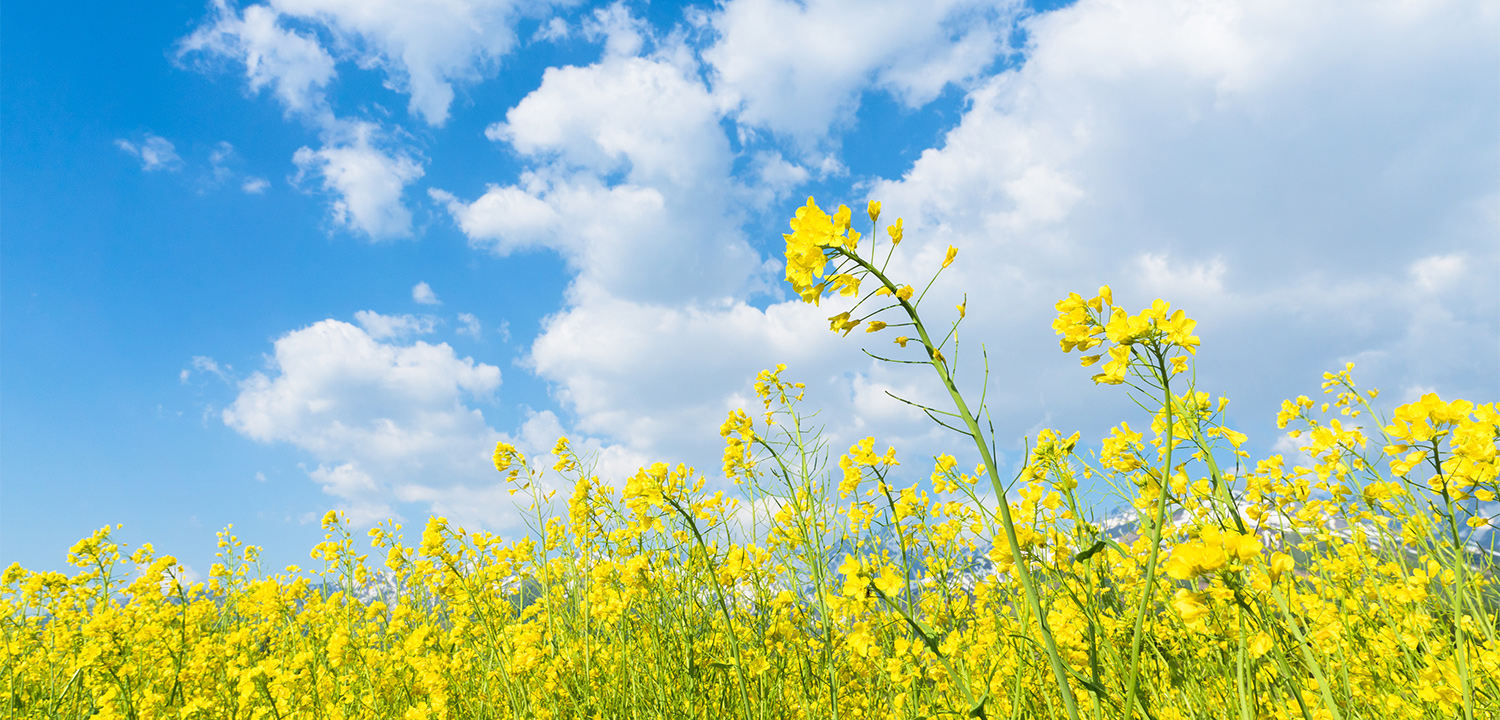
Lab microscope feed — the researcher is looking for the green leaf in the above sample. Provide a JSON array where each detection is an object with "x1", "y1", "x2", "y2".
[
  {"x1": 1074, "y1": 539, "x2": 1108, "y2": 562},
  {"x1": 968, "y1": 690, "x2": 990, "y2": 718}
]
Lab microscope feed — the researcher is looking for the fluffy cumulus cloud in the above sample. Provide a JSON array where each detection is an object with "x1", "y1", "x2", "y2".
[
  {"x1": 863, "y1": 0, "x2": 1499, "y2": 436},
  {"x1": 426, "y1": 5, "x2": 997, "y2": 478},
  {"x1": 292, "y1": 122, "x2": 425, "y2": 239},
  {"x1": 179, "y1": 1, "x2": 338, "y2": 118},
  {"x1": 430, "y1": 8, "x2": 819, "y2": 472},
  {"x1": 222, "y1": 317, "x2": 511, "y2": 525},
  {"x1": 268, "y1": 0, "x2": 572, "y2": 127},
  {"x1": 703, "y1": 0, "x2": 1021, "y2": 145},
  {"x1": 433, "y1": 20, "x2": 763, "y2": 305}
]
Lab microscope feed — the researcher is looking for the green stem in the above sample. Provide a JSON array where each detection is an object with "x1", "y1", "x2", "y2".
[
  {"x1": 1433, "y1": 444, "x2": 1477, "y2": 720},
  {"x1": 1122, "y1": 349, "x2": 1175, "y2": 720},
  {"x1": 1266, "y1": 585, "x2": 1345, "y2": 720},
  {"x1": 871, "y1": 583, "x2": 985, "y2": 718},
  {"x1": 664, "y1": 496, "x2": 755, "y2": 720},
  {"x1": 753, "y1": 423, "x2": 842, "y2": 719},
  {"x1": 843, "y1": 250, "x2": 1082, "y2": 720}
]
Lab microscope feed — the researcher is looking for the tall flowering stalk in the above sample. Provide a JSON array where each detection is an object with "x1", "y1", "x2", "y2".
[{"x1": 780, "y1": 197, "x2": 1085, "y2": 720}]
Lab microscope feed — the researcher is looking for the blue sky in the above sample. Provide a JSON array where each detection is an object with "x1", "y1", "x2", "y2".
[{"x1": 3, "y1": 0, "x2": 1496, "y2": 578}]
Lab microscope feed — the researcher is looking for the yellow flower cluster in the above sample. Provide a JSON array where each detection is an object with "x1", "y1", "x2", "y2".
[
  {"x1": 1054, "y1": 288, "x2": 1201, "y2": 385},
  {"x1": 1384, "y1": 393, "x2": 1499, "y2": 497},
  {"x1": 783, "y1": 197, "x2": 858, "y2": 302},
  {"x1": 1160, "y1": 525, "x2": 1262, "y2": 580},
  {"x1": 837, "y1": 436, "x2": 899, "y2": 498},
  {"x1": 720, "y1": 408, "x2": 756, "y2": 481},
  {"x1": 781, "y1": 197, "x2": 929, "y2": 340}
]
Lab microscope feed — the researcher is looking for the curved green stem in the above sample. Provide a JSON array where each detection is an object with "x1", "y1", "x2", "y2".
[
  {"x1": 841, "y1": 249, "x2": 1082, "y2": 720},
  {"x1": 664, "y1": 495, "x2": 755, "y2": 720}
]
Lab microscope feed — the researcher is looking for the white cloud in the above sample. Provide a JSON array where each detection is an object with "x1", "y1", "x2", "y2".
[
  {"x1": 411, "y1": 281, "x2": 441, "y2": 305},
  {"x1": 179, "y1": 1, "x2": 337, "y2": 120},
  {"x1": 217, "y1": 314, "x2": 652, "y2": 532},
  {"x1": 185, "y1": 0, "x2": 561, "y2": 126},
  {"x1": 1135, "y1": 253, "x2": 1228, "y2": 300},
  {"x1": 392, "y1": 482, "x2": 516, "y2": 530},
  {"x1": 429, "y1": 183, "x2": 558, "y2": 252},
  {"x1": 856, "y1": 0, "x2": 1500, "y2": 440},
  {"x1": 224, "y1": 319, "x2": 501, "y2": 450},
  {"x1": 750, "y1": 151, "x2": 810, "y2": 205},
  {"x1": 489, "y1": 56, "x2": 726, "y2": 186},
  {"x1": 179, "y1": 0, "x2": 589, "y2": 239},
  {"x1": 116, "y1": 134, "x2": 183, "y2": 172},
  {"x1": 209, "y1": 141, "x2": 237, "y2": 183},
  {"x1": 534, "y1": 16, "x2": 570, "y2": 42},
  {"x1": 307, "y1": 462, "x2": 394, "y2": 526},
  {"x1": 456, "y1": 313, "x2": 482, "y2": 338},
  {"x1": 1410, "y1": 253, "x2": 1466, "y2": 294},
  {"x1": 181, "y1": 355, "x2": 231, "y2": 384},
  {"x1": 223, "y1": 318, "x2": 509, "y2": 525},
  {"x1": 531, "y1": 297, "x2": 821, "y2": 451},
  {"x1": 582, "y1": 1, "x2": 647, "y2": 58},
  {"x1": 439, "y1": 44, "x2": 762, "y2": 305},
  {"x1": 208, "y1": 141, "x2": 272, "y2": 194},
  {"x1": 352, "y1": 310, "x2": 437, "y2": 340},
  {"x1": 432, "y1": 18, "x2": 848, "y2": 471},
  {"x1": 266, "y1": 0, "x2": 572, "y2": 127},
  {"x1": 1271, "y1": 432, "x2": 1315, "y2": 468},
  {"x1": 527, "y1": 291, "x2": 977, "y2": 477},
  {"x1": 703, "y1": 0, "x2": 1020, "y2": 144},
  {"x1": 187, "y1": 0, "x2": 570, "y2": 239},
  {"x1": 293, "y1": 121, "x2": 425, "y2": 240}
]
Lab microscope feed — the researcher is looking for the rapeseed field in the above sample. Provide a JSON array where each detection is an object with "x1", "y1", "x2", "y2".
[{"x1": 5, "y1": 199, "x2": 1497, "y2": 719}]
